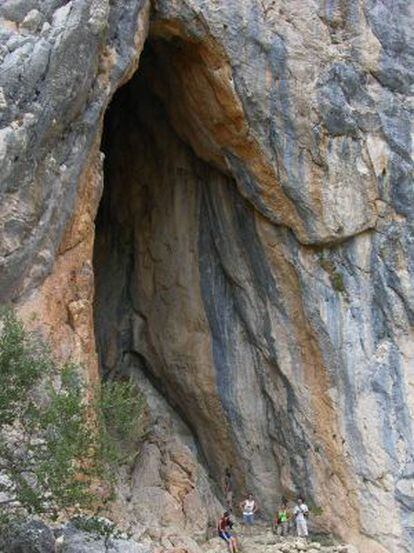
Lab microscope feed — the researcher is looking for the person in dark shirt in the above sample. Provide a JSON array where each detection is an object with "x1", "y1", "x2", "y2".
[
  {"x1": 224, "y1": 467, "x2": 234, "y2": 511},
  {"x1": 218, "y1": 511, "x2": 238, "y2": 553}
]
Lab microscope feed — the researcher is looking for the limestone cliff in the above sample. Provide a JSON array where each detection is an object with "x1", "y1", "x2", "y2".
[{"x1": 0, "y1": 1, "x2": 412, "y2": 553}]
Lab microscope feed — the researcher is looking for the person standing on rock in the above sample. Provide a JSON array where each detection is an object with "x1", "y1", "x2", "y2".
[
  {"x1": 218, "y1": 511, "x2": 239, "y2": 553},
  {"x1": 293, "y1": 497, "x2": 309, "y2": 538},
  {"x1": 239, "y1": 493, "x2": 258, "y2": 534},
  {"x1": 224, "y1": 466, "x2": 234, "y2": 511},
  {"x1": 274, "y1": 502, "x2": 289, "y2": 536}
]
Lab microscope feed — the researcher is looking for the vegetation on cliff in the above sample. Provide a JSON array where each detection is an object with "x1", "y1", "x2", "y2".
[{"x1": 0, "y1": 309, "x2": 146, "y2": 527}]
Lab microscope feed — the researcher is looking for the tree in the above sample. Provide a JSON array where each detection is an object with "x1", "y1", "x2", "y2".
[{"x1": 0, "y1": 309, "x2": 146, "y2": 525}]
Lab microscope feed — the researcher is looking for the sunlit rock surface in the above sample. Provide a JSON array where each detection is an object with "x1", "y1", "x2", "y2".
[{"x1": 0, "y1": 1, "x2": 412, "y2": 552}]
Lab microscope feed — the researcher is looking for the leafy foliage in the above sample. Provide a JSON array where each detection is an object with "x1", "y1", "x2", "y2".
[
  {"x1": 0, "y1": 310, "x2": 51, "y2": 424},
  {"x1": 331, "y1": 271, "x2": 345, "y2": 293},
  {"x1": 98, "y1": 378, "x2": 147, "y2": 464},
  {"x1": 318, "y1": 255, "x2": 346, "y2": 293},
  {"x1": 0, "y1": 309, "x2": 146, "y2": 524},
  {"x1": 71, "y1": 514, "x2": 125, "y2": 539}
]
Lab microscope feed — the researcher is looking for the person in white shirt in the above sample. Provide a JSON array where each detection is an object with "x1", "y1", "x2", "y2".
[
  {"x1": 293, "y1": 497, "x2": 309, "y2": 537},
  {"x1": 239, "y1": 493, "x2": 258, "y2": 535}
]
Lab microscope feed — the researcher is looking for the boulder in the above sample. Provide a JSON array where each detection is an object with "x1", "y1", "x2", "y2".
[
  {"x1": 0, "y1": 520, "x2": 55, "y2": 553},
  {"x1": 57, "y1": 524, "x2": 150, "y2": 553}
]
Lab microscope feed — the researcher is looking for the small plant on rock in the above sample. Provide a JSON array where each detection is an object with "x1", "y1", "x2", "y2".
[
  {"x1": 98, "y1": 377, "x2": 147, "y2": 465},
  {"x1": 71, "y1": 514, "x2": 124, "y2": 539},
  {"x1": 0, "y1": 309, "x2": 146, "y2": 527},
  {"x1": 318, "y1": 254, "x2": 346, "y2": 294}
]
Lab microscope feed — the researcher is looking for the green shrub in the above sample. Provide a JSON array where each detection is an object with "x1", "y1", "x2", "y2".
[
  {"x1": 318, "y1": 254, "x2": 346, "y2": 293},
  {"x1": 0, "y1": 309, "x2": 146, "y2": 523},
  {"x1": 0, "y1": 310, "x2": 51, "y2": 424},
  {"x1": 71, "y1": 515, "x2": 124, "y2": 539},
  {"x1": 98, "y1": 378, "x2": 147, "y2": 465},
  {"x1": 331, "y1": 271, "x2": 345, "y2": 293}
]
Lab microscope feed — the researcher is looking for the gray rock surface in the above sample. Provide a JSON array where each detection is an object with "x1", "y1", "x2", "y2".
[
  {"x1": 0, "y1": 519, "x2": 152, "y2": 553},
  {"x1": 0, "y1": 519, "x2": 55, "y2": 553},
  {"x1": 58, "y1": 524, "x2": 150, "y2": 553},
  {"x1": 202, "y1": 526, "x2": 352, "y2": 553},
  {"x1": 0, "y1": 2, "x2": 412, "y2": 553}
]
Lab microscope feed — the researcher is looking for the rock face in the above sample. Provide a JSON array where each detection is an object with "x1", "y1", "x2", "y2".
[
  {"x1": 0, "y1": 518, "x2": 152, "y2": 553},
  {"x1": 0, "y1": 2, "x2": 413, "y2": 553},
  {"x1": 0, "y1": 520, "x2": 55, "y2": 553},
  {"x1": 110, "y1": 365, "x2": 222, "y2": 550},
  {"x1": 57, "y1": 522, "x2": 150, "y2": 553}
]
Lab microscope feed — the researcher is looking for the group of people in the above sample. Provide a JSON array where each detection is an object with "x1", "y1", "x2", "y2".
[
  {"x1": 273, "y1": 497, "x2": 309, "y2": 538},
  {"x1": 219, "y1": 468, "x2": 310, "y2": 553}
]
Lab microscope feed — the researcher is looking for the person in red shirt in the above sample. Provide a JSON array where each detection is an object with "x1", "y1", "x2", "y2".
[{"x1": 218, "y1": 511, "x2": 238, "y2": 553}]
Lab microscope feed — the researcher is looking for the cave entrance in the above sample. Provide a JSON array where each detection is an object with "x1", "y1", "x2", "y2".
[
  {"x1": 94, "y1": 41, "x2": 206, "y2": 378},
  {"x1": 93, "y1": 36, "x2": 246, "y2": 487},
  {"x1": 92, "y1": 34, "x2": 285, "y2": 514}
]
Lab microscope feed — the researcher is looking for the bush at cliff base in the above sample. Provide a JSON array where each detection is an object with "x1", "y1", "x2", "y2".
[{"x1": 0, "y1": 309, "x2": 146, "y2": 527}]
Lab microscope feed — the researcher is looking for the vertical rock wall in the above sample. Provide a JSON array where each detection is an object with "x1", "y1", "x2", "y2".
[{"x1": 0, "y1": 1, "x2": 412, "y2": 552}]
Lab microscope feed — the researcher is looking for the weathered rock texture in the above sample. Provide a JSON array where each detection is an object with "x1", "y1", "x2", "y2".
[{"x1": 0, "y1": 1, "x2": 413, "y2": 553}]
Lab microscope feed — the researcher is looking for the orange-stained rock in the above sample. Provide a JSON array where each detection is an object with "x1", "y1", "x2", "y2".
[
  {"x1": 18, "y1": 140, "x2": 103, "y2": 383},
  {"x1": 1, "y1": 2, "x2": 412, "y2": 553}
]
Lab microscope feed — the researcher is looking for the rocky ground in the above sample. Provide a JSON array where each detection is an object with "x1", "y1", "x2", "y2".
[
  {"x1": 202, "y1": 525, "x2": 358, "y2": 553},
  {"x1": 0, "y1": 518, "x2": 359, "y2": 553}
]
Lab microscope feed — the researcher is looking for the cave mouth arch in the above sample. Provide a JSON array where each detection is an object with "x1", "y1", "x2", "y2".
[
  {"x1": 92, "y1": 34, "x2": 303, "y2": 516},
  {"x1": 93, "y1": 36, "x2": 249, "y2": 491}
]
